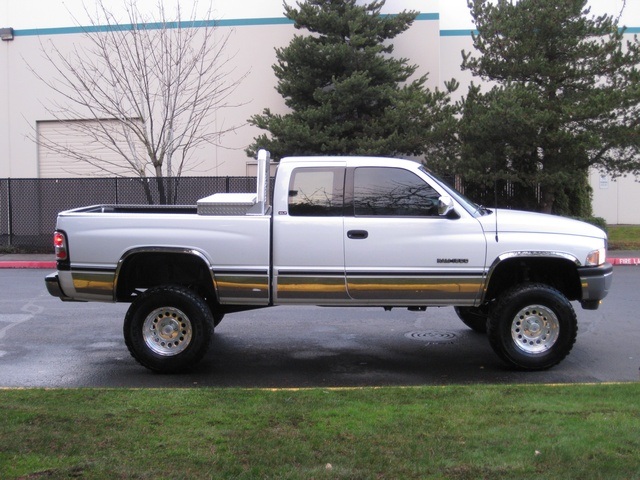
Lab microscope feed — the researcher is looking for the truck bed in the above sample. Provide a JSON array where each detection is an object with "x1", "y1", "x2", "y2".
[{"x1": 67, "y1": 204, "x2": 198, "y2": 215}]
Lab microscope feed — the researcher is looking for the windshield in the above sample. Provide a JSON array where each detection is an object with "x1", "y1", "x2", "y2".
[{"x1": 418, "y1": 166, "x2": 491, "y2": 217}]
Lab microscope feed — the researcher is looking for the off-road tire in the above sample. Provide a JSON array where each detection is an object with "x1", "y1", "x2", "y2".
[
  {"x1": 487, "y1": 283, "x2": 577, "y2": 370},
  {"x1": 124, "y1": 285, "x2": 214, "y2": 373}
]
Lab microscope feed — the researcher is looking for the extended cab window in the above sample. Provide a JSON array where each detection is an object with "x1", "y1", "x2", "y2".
[
  {"x1": 288, "y1": 167, "x2": 345, "y2": 216},
  {"x1": 354, "y1": 167, "x2": 440, "y2": 216}
]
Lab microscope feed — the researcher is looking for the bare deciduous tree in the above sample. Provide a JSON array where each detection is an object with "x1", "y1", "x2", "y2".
[{"x1": 31, "y1": 0, "x2": 246, "y2": 204}]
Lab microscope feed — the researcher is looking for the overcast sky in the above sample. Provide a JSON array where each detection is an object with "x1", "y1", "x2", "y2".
[{"x1": 1, "y1": 0, "x2": 638, "y2": 31}]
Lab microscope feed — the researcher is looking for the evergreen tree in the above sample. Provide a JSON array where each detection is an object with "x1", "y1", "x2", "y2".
[
  {"x1": 435, "y1": 0, "x2": 640, "y2": 215},
  {"x1": 247, "y1": 0, "x2": 457, "y2": 161}
]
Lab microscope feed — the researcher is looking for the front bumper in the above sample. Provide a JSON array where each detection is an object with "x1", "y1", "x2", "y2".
[{"x1": 577, "y1": 263, "x2": 613, "y2": 310}]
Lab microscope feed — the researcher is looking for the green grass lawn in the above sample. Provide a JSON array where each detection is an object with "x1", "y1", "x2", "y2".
[
  {"x1": 608, "y1": 224, "x2": 640, "y2": 250},
  {"x1": 1, "y1": 384, "x2": 639, "y2": 479}
]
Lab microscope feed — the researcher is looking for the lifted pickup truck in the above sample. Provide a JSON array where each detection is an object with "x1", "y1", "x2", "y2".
[{"x1": 46, "y1": 150, "x2": 612, "y2": 373}]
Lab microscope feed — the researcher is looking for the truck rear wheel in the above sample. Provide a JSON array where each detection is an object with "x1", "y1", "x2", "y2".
[
  {"x1": 487, "y1": 283, "x2": 577, "y2": 370},
  {"x1": 124, "y1": 285, "x2": 213, "y2": 373}
]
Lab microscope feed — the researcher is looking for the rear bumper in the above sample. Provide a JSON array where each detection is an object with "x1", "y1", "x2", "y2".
[
  {"x1": 577, "y1": 263, "x2": 613, "y2": 310},
  {"x1": 45, "y1": 272, "x2": 82, "y2": 302}
]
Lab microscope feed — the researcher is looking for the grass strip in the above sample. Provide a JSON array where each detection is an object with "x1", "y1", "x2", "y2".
[
  {"x1": 1, "y1": 383, "x2": 639, "y2": 479},
  {"x1": 608, "y1": 224, "x2": 640, "y2": 250}
]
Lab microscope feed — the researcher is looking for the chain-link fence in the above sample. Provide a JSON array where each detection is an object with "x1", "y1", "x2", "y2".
[
  {"x1": 0, "y1": 176, "x2": 259, "y2": 250},
  {"x1": 0, "y1": 174, "x2": 525, "y2": 252}
]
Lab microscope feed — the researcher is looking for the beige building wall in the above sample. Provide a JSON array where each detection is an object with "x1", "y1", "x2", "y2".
[
  {"x1": 590, "y1": 170, "x2": 640, "y2": 224},
  {"x1": 1, "y1": 3, "x2": 639, "y2": 223},
  {"x1": 1, "y1": 13, "x2": 441, "y2": 179},
  {"x1": 1, "y1": 23, "x2": 298, "y2": 178}
]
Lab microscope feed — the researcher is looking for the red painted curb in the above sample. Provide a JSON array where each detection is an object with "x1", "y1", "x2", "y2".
[
  {"x1": 0, "y1": 261, "x2": 57, "y2": 269},
  {"x1": 610, "y1": 257, "x2": 640, "y2": 266}
]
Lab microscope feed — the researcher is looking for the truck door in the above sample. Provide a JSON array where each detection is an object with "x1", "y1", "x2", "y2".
[
  {"x1": 344, "y1": 166, "x2": 487, "y2": 305},
  {"x1": 272, "y1": 165, "x2": 349, "y2": 304}
]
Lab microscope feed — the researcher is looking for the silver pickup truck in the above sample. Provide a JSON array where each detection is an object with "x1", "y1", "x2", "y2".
[{"x1": 46, "y1": 150, "x2": 612, "y2": 372}]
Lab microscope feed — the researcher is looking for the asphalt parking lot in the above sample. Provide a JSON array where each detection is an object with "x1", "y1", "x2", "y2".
[{"x1": 0, "y1": 262, "x2": 638, "y2": 388}]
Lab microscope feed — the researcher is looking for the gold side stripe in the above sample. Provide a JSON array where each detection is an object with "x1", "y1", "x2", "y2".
[{"x1": 72, "y1": 272, "x2": 115, "y2": 296}]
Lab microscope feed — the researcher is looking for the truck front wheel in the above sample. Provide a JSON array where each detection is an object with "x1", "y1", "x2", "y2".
[
  {"x1": 487, "y1": 283, "x2": 577, "y2": 370},
  {"x1": 124, "y1": 285, "x2": 213, "y2": 373}
]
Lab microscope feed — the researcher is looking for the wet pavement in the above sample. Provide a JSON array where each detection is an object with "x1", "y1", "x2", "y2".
[{"x1": 0, "y1": 267, "x2": 638, "y2": 388}]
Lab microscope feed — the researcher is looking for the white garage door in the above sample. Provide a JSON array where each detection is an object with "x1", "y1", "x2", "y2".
[{"x1": 37, "y1": 119, "x2": 146, "y2": 178}]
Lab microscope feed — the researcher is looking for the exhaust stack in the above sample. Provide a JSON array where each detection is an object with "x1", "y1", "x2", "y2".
[{"x1": 254, "y1": 149, "x2": 271, "y2": 215}]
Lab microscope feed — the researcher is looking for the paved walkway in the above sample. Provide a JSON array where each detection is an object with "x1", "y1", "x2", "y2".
[{"x1": 1, "y1": 251, "x2": 638, "y2": 268}]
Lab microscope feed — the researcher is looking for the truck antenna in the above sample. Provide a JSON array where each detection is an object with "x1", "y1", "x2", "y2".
[{"x1": 494, "y1": 170, "x2": 499, "y2": 243}]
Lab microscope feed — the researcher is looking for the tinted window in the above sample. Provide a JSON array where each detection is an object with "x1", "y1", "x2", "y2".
[
  {"x1": 288, "y1": 167, "x2": 345, "y2": 216},
  {"x1": 354, "y1": 167, "x2": 440, "y2": 216}
]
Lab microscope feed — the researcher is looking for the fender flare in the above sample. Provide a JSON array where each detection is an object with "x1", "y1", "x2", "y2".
[
  {"x1": 114, "y1": 246, "x2": 218, "y2": 301},
  {"x1": 482, "y1": 250, "x2": 580, "y2": 303}
]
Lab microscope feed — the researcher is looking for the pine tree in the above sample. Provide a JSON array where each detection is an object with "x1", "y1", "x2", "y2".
[
  {"x1": 246, "y1": 0, "x2": 457, "y2": 161},
  {"x1": 438, "y1": 0, "x2": 640, "y2": 215}
]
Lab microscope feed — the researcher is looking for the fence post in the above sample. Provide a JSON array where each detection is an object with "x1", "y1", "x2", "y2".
[{"x1": 7, "y1": 178, "x2": 12, "y2": 247}]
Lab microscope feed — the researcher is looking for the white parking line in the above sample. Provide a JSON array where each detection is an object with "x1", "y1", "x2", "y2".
[{"x1": 0, "y1": 298, "x2": 44, "y2": 340}]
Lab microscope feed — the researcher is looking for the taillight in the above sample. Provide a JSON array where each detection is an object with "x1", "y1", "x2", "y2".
[{"x1": 53, "y1": 231, "x2": 68, "y2": 261}]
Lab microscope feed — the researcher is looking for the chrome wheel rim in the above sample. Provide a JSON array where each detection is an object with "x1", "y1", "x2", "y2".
[
  {"x1": 511, "y1": 304, "x2": 559, "y2": 354},
  {"x1": 143, "y1": 307, "x2": 192, "y2": 356}
]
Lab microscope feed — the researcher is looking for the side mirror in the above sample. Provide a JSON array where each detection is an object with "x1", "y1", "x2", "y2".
[{"x1": 438, "y1": 196, "x2": 454, "y2": 216}]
